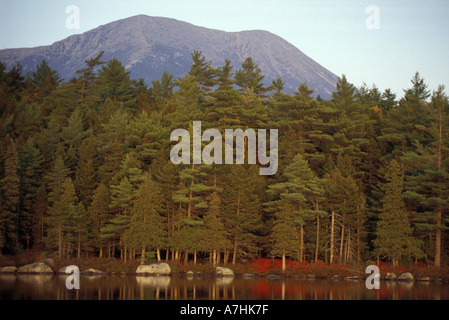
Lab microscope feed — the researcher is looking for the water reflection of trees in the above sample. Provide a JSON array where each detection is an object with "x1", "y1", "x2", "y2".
[{"x1": 1, "y1": 275, "x2": 448, "y2": 300}]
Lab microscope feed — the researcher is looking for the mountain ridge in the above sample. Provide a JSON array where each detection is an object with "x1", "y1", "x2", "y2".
[{"x1": 0, "y1": 15, "x2": 339, "y2": 98}]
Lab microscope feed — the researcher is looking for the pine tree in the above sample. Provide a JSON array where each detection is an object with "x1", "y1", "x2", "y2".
[
  {"x1": 72, "y1": 202, "x2": 90, "y2": 258},
  {"x1": 203, "y1": 192, "x2": 230, "y2": 265},
  {"x1": 25, "y1": 60, "x2": 61, "y2": 102},
  {"x1": 17, "y1": 137, "x2": 44, "y2": 249},
  {"x1": 125, "y1": 110, "x2": 169, "y2": 166},
  {"x1": 374, "y1": 159, "x2": 423, "y2": 267},
  {"x1": 404, "y1": 71, "x2": 431, "y2": 101},
  {"x1": 401, "y1": 86, "x2": 449, "y2": 267},
  {"x1": 124, "y1": 173, "x2": 166, "y2": 263},
  {"x1": 328, "y1": 75, "x2": 374, "y2": 169},
  {"x1": 270, "y1": 200, "x2": 300, "y2": 271},
  {"x1": 105, "y1": 154, "x2": 142, "y2": 260},
  {"x1": 234, "y1": 57, "x2": 270, "y2": 97},
  {"x1": 74, "y1": 51, "x2": 104, "y2": 107},
  {"x1": 0, "y1": 139, "x2": 20, "y2": 254},
  {"x1": 208, "y1": 59, "x2": 242, "y2": 129},
  {"x1": 74, "y1": 134, "x2": 99, "y2": 206},
  {"x1": 267, "y1": 154, "x2": 325, "y2": 263},
  {"x1": 104, "y1": 177, "x2": 135, "y2": 261},
  {"x1": 222, "y1": 165, "x2": 265, "y2": 264},
  {"x1": 324, "y1": 155, "x2": 366, "y2": 264},
  {"x1": 97, "y1": 58, "x2": 135, "y2": 108},
  {"x1": 46, "y1": 177, "x2": 77, "y2": 258},
  {"x1": 45, "y1": 155, "x2": 73, "y2": 258},
  {"x1": 87, "y1": 183, "x2": 111, "y2": 257},
  {"x1": 188, "y1": 50, "x2": 217, "y2": 94}
]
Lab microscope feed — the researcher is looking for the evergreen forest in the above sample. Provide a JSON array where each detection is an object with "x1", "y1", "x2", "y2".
[{"x1": 1, "y1": 51, "x2": 448, "y2": 270}]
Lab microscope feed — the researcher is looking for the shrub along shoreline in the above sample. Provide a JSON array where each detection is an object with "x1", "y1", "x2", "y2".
[{"x1": 1, "y1": 253, "x2": 449, "y2": 281}]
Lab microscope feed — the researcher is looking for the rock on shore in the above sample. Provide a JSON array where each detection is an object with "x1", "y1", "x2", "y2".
[
  {"x1": 398, "y1": 272, "x2": 414, "y2": 282},
  {"x1": 136, "y1": 262, "x2": 171, "y2": 275},
  {"x1": 215, "y1": 266, "x2": 234, "y2": 277},
  {"x1": 17, "y1": 262, "x2": 54, "y2": 274},
  {"x1": 0, "y1": 266, "x2": 17, "y2": 273}
]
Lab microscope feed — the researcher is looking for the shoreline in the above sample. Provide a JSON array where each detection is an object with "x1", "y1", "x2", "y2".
[{"x1": 1, "y1": 256, "x2": 449, "y2": 282}]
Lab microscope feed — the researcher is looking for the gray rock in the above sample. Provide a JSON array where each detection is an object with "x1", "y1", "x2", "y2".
[
  {"x1": 186, "y1": 271, "x2": 194, "y2": 277},
  {"x1": 0, "y1": 266, "x2": 17, "y2": 273},
  {"x1": 215, "y1": 266, "x2": 234, "y2": 277},
  {"x1": 398, "y1": 272, "x2": 414, "y2": 281},
  {"x1": 241, "y1": 273, "x2": 258, "y2": 278},
  {"x1": 136, "y1": 262, "x2": 171, "y2": 275},
  {"x1": 81, "y1": 268, "x2": 105, "y2": 275},
  {"x1": 17, "y1": 262, "x2": 53, "y2": 274},
  {"x1": 417, "y1": 277, "x2": 432, "y2": 282},
  {"x1": 385, "y1": 272, "x2": 397, "y2": 281},
  {"x1": 330, "y1": 275, "x2": 341, "y2": 280},
  {"x1": 266, "y1": 274, "x2": 284, "y2": 279}
]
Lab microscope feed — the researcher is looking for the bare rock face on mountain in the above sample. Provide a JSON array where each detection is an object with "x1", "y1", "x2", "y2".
[{"x1": 0, "y1": 15, "x2": 338, "y2": 98}]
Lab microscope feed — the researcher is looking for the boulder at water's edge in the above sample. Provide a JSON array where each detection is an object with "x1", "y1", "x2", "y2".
[
  {"x1": 136, "y1": 263, "x2": 171, "y2": 275},
  {"x1": 17, "y1": 262, "x2": 53, "y2": 274}
]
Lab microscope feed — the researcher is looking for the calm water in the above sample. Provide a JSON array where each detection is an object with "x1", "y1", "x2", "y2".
[{"x1": 1, "y1": 274, "x2": 448, "y2": 300}]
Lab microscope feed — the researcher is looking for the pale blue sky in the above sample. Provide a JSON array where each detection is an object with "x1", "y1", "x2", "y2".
[{"x1": 0, "y1": 0, "x2": 448, "y2": 97}]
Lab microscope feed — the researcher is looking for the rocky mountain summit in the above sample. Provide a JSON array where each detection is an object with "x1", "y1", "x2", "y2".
[{"x1": 0, "y1": 15, "x2": 338, "y2": 98}]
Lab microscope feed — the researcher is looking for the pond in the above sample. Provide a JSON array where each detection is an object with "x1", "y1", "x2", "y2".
[{"x1": 1, "y1": 274, "x2": 448, "y2": 300}]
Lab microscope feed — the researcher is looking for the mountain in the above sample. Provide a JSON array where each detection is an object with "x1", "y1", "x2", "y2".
[{"x1": 0, "y1": 15, "x2": 339, "y2": 98}]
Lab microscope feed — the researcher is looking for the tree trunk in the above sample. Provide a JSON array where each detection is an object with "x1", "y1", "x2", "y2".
[
  {"x1": 282, "y1": 249, "x2": 286, "y2": 272},
  {"x1": 330, "y1": 211, "x2": 335, "y2": 264},
  {"x1": 141, "y1": 246, "x2": 145, "y2": 265},
  {"x1": 58, "y1": 224, "x2": 62, "y2": 259},
  {"x1": 77, "y1": 233, "x2": 81, "y2": 259},
  {"x1": 436, "y1": 208, "x2": 442, "y2": 268},
  {"x1": 232, "y1": 237, "x2": 237, "y2": 265},
  {"x1": 300, "y1": 224, "x2": 304, "y2": 261},
  {"x1": 157, "y1": 248, "x2": 161, "y2": 262},
  {"x1": 435, "y1": 99, "x2": 443, "y2": 268},
  {"x1": 339, "y1": 214, "x2": 345, "y2": 264},
  {"x1": 315, "y1": 213, "x2": 320, "y2": 263}
]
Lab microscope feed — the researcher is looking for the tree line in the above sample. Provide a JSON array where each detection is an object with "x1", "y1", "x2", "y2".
[{"x1": 0, "y1": 50, "x2": 448, "y2": 268}]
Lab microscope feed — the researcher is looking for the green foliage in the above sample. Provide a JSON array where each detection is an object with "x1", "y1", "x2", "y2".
[
  {"x1": 373, "y1": 160, "x2": 424, "y2": 265},
  {"x1": 0, "y1": 53, "x2": 447, "y2": 268}
]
